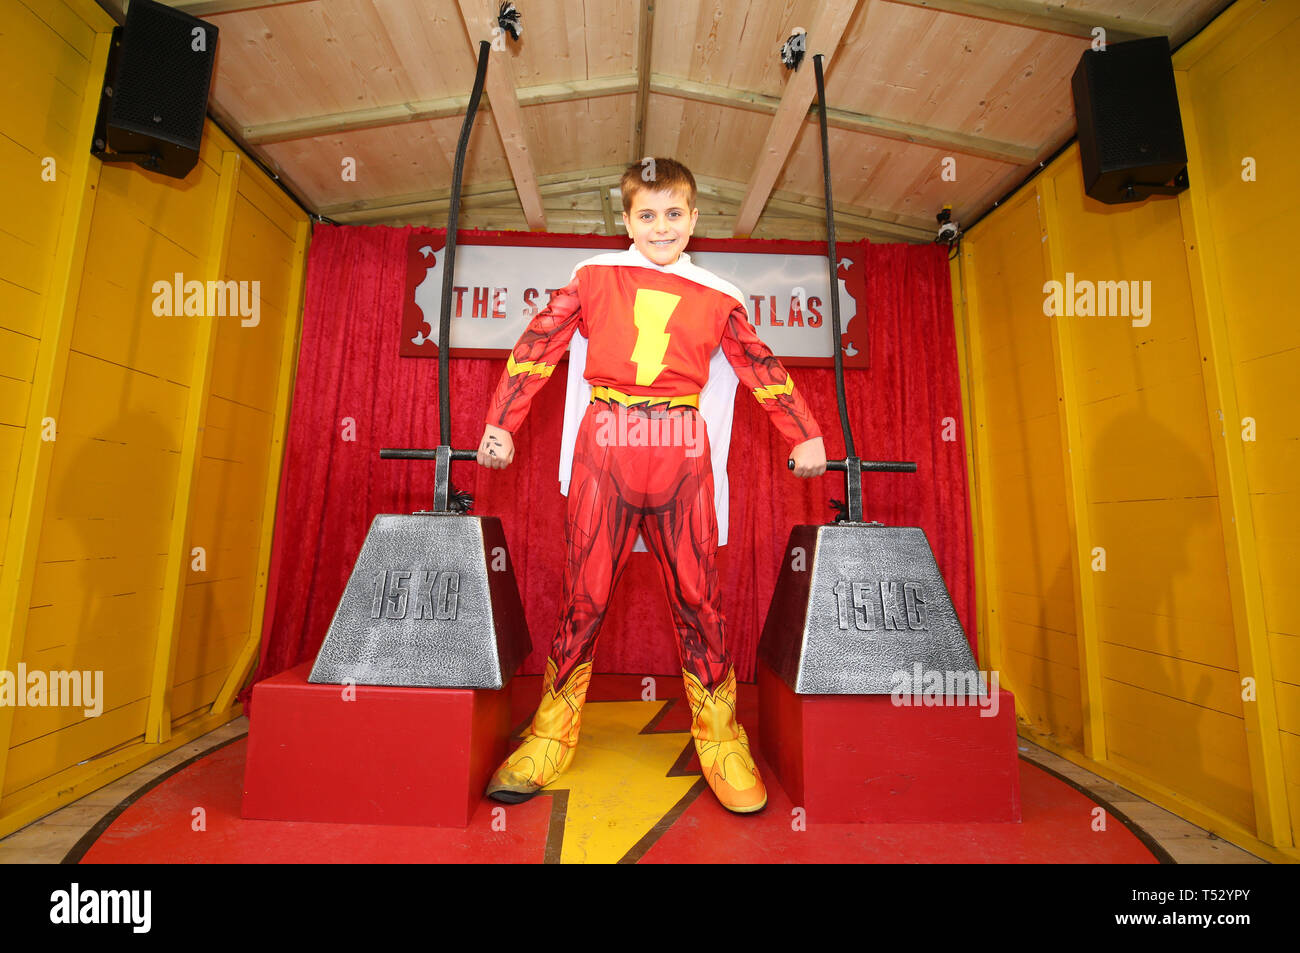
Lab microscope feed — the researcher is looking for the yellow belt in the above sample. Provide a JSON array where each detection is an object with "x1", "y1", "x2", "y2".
[{"x1": 590, "y1": 385, "x2": 699, "y2": 410}]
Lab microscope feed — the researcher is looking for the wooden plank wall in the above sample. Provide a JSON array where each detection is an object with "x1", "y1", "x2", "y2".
[
  {"x1": 958, "y1": 192, "x2": 1084, "y2": 752},
  {"x1": 0, "y1": 0, "x2": 310, "y2": 837},
  {"x1": 953, "y1": 0, "x2": 1298, "y2": 860}
]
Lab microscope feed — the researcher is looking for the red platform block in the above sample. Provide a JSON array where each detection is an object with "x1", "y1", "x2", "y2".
[
  {"x1": 241, "y1": 661, "x2": 512, "y2": 827},
  {"x1": 757, "y1": 660, "x2": 1021, "y2": 823}
]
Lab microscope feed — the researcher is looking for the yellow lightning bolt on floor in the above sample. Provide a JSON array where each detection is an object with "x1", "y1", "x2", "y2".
[
  {"x1": 630, "y1": 289, "x2": 680, "y2": 387},
  {"x1": 534, "y1": 700, "x2": 697, "y2": 864}
]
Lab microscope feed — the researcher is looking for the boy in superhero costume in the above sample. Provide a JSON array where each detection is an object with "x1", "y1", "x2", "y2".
[{"x1": 476, "y1": 159, "x2": 826, "y2": 813}]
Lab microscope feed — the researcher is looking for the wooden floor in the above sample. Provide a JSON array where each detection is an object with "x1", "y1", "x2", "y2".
[{"x1": 0, "y1": 715, "x2": 1269, "y2": 864}]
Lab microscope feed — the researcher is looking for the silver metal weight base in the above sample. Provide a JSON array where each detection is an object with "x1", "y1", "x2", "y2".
[
  {"x1": 758, "y1": 523, "x2": 981, "y2": 695},
  {"x1": 308, "y1": 514, "x2": 530, "y2": 689}
]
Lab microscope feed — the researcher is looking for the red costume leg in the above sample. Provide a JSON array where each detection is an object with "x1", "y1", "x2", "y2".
[
  {"x1": 635, "y1": 408, "x2": 732, "y2": 691},
  {"x1": 485, "y1": 402, "x2": 642, "y2": 801},
  {"x1": 548, "y1": 402, "x2": 648, "y2": 687},
  {"x1": 633, "y1": 406, "x2": 767, "y2": 813}
]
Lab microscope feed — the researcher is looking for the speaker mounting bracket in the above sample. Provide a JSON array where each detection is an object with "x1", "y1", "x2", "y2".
[{"x1": 1122, "y1": 167, "x2": 1190, "y2": 201}]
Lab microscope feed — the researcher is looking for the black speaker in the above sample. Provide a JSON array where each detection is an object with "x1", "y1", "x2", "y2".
[
  {"x1": 92, "y1": 0, "x2": 219, "y2": 180},
  {"x1": 1071, "y1": 36, "x2": 1188, "y2": 204}
]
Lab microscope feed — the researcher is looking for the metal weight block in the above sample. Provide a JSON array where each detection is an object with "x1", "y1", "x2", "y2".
[
  {"x1": 758, "y1": 523, "x2": 982, "y2": 695},
  {"x1": 308, "y1": 513, "x2": 530, "y2": 689}
]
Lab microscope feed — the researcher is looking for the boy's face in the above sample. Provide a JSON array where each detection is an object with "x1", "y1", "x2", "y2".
[{"x1": 622, "y1": 187, "x2": 698, "y2": 266}]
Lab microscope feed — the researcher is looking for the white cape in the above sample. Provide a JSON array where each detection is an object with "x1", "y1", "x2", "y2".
[{"x1": 556, "y1": 247, "x2": 743, "y2": 550}]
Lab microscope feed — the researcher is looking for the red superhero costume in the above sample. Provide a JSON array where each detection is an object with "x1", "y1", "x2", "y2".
[{"x1": 483, "y1": 245, "x2": 822, "y2": 812}]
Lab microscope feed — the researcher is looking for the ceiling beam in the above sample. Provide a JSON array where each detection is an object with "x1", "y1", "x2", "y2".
[
  {"x1": 732, "y1": 0, "x2": 861, "y2": 237},
  {"x1": 321, "y1": 167, "x2": 628, "y2": 223},
  {"x1": 632, "y1": 0, "x2": 655, "y2": 162},
  {"x1": 245, "y1": 69, "x2": 1027, "y2": 162},
  {"x1": 600, "y1": 186, "x2": 619, "y2": 236},
  {"x1": 456, "y1": 0, "x2": 545, "y2": 230},
  {"x1": 244, "y1": 74, "x2": 639, "y2": 145},
  {"x1": 878, "y1": 0, "x2": 1162, "y2": 43},
  {"x1": 322, "y1": 165, "x2": 935, "y2": 242},
  {"x1": 695, "y1": 174, "x2": 934, "y2": 243},
  {"x1": 651, "y1": 74, "x2": 1033, "y2": 164}
]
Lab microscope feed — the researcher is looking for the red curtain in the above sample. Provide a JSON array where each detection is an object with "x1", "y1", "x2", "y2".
[{"x1": 240, "y1": 225, "x2": 974, "y2": 709}]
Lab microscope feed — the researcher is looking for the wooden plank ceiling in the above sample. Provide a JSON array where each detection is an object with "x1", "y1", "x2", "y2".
[{"x1": 107, "y1": 0, "x2": 1232, "y2": 242}]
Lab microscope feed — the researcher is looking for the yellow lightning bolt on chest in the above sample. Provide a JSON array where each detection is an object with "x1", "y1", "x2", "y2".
[{"x1": 629, "y1": 288, "x2": 681, "y2": 386}]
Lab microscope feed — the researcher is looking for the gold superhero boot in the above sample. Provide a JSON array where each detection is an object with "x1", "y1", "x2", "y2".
[
  {"x1": 683, "y1": 667, "x2": 768, "y2": 813},
  {"x1": 485, "y1": 658, "x2": 592, "y2": 803}
]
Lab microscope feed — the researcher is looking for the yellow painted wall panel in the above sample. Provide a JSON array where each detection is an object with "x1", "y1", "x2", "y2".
[
  {"x1": 0, "y1": 219, "x2": 53, "y2": 302},
  {"x1": 1104, "y1": 681, "x2": 1254, "y2": 830},
  {"x1": 0, "y1": 0, "x2": 306, "y2": 823},
  {"x1": 1093, "y1": 601, "x2": 1237, "y2": 673},
  {"x1": 1187, "y1": 14, "x2": 1300, "y2": 366},
  {"x1": 1088, "y1": 499, "x2": 1234, "y2": 628},
  {"x1": 958, "y1": 0, "x2": 1299, "y2": 845},
  {"x1": 1074, "y1": 331, "x2": 1206, "y2": 410},
  {"x1": 0, "y1": 327, "x2": 39, "y2": 383},
  {"x1": 172, "y1": 630, "x2": 246, "y2": 683},
  {"x1": 0, "y1": 0, "x2": 91, "y2": 161},
  {"x1": 1241, "y1": 429, "x2": 1300, "y2": 499},
  {"x1": 223, "y1": 197, "x2": 294, "y2": 313},
  {"x1": 10, "y1": 0, "x2": 96, "y2": 58},
  {"x1": 1184, "y1": 12, "x2": 1300, "y2": 846},
  {"x1": 92, "y1": 160, "x2": 221, "y2": 258},
  {"x1": 1274, "y1": 680, "x2": 1300, "y2": 736},
  {"x1": 1001, "y1": 646, "x2": 1083, "y2": 746},
  {"x1": 1236, "y1": 349, "x2": 1300, "y2": 498},
  {"x1": 29, "y1": 514, "x2": 172, "y2": 571},
  {"x1": 967, "y1": 180, "x2": 1080, "y2": 748},
  {"x1": 1255, "y1": 542, "x2": 1299, "y2": 642},
  {"x1": 1077, "y1": 378, "x2": 1222, "y2": 502},
  {"x1": 28, "y1": 553, "x2": 170, "y2": 622},
  {"x1": 0, "y1": 137, "x2": 72, "y2": 274},
  {"x1": 170, "y1": 668, "x2": 234, "y2": 723},
  {"x1": 999, "y1": 619, "x2": 1080, "y2": 671},
  {"x1": 1281, "y1": 731, "x2": 1300, "y2": 799},
  {"x1": 7, "y1": 652, "x2": 152, "y2": 748},
  {"x1": 978, "y1": 344, "x2": 1061, "y2": 420},
  {"x1": 0, "y1": 376, "x2": 30, "y2": 430},
  {"x1": 1193, "y1": 0, "x2": 1300, "y2": 837},
  {"x1": 37, "y1": 436, "x2": 182, "y2": 521},
  {"x1": 192, "y1": 473, "x2": 270, "y2": 535},
  {"x1": 0, "y1": 280, "x2": 43, "y2": 341},
  {"x1": 1100, "y1": 641, "x2": 1245, "y2": 718},
  {"x1": 3, "y1": 700, "x2": 148, "y2": 800},
  {"x1": 24, "y1": 591, "x2": 163, "y2": 659},
  {"x1": 997, "y1": 587, "x2": 1077, "y2": 636},
  {"x1": 236, "y1": 167, "x2": 302, "y2": 245},
  {"x1": 55, "y1": 352, "x2": 188, "y2": 449},
  {"x1": 983, "y1": 404, "x2": 1061, "y2": 466},
  {"x1": 71, "y1": 227, "x2": 207, "y2": 383},
  {"x1": 1270, "y1": 633, "x2": 1300, "y2": 687},
  {"x1": 200, "y1": 397, "x2": 275, "y2": 473}
]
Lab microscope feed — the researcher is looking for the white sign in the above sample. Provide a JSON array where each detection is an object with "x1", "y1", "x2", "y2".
[{"x1": 406, "y1": 241, "x2": 861, "y2": 362}]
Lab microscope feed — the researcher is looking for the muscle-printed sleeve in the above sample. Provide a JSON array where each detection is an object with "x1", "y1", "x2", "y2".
[
  {"x1": 720, "y1": 302, "x2": 822, "y2": 447},
  {"x1": 484, "y1": 277, "x2": 584, "y2": 434}
]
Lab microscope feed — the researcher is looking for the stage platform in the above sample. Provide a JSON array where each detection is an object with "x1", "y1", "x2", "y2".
[{"x1": 57, "y1": 674, "x2": 1169, "y2": 864}]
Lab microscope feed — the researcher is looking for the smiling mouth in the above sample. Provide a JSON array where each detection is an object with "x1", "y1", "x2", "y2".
[{"x1": 650, "y1": 239, "x2": 676, "y2": 246}]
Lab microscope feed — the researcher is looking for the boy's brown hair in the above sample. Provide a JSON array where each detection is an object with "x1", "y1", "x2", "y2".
[{"x1": 620, "y1": 157, "x2": 697, "y2": 213}]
